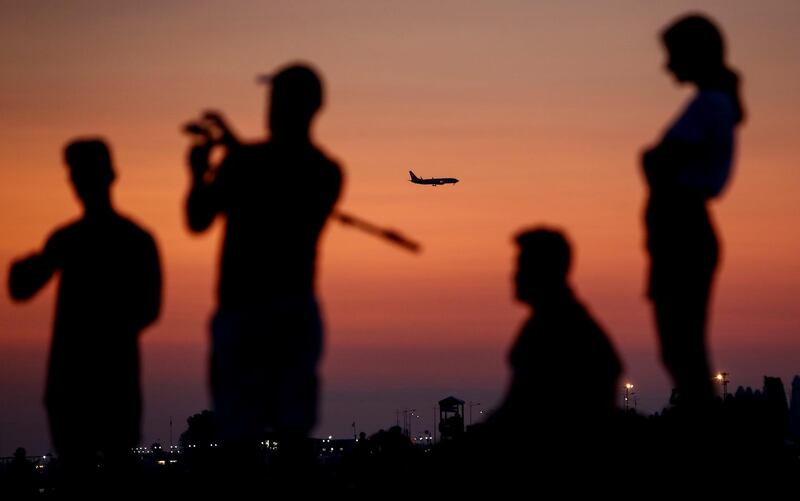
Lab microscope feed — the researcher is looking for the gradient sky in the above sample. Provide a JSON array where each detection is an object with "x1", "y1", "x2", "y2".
[{"x1": 1, "y1": 0, "x2": 799, "y2": 453}]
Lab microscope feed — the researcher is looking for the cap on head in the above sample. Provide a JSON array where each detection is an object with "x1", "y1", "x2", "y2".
[{"x1": 260, "y1": 62, "x2": 324, "y2": 120}]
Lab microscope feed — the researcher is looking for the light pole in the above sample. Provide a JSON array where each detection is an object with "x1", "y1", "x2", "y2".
[
  {"x1": 715, "y1": 372, "x2": 730, "y2": 400},
  {"x1": 469, "y1": 401, "x2": 481, "y2": 425},
  {"x1": 403, "y1": 408, "x2": 417, "y2": 438},
  {"x1": 624, "y1": 383, "x2": 634, "y2": 411},
  {"x1": 433, "y1": 406, "x2": 437, "y2": 444}
]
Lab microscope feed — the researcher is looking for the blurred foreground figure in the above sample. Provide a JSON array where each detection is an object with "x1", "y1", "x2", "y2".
[
  {"x1": 642, "y1": 14, "x2": 744, "y2": 407},
  {"x1": 448, "y1": 227, "x2": 623, "y2": 495},
  {"x1": 8, "y1": 139, "x2": 162, "y2": 489},
  {"x1": 184, "y1": 62, "x2": 342, "y2": 489},
  {"x1": 490, "y1": 228, "x2": 622, "y2": 431}
]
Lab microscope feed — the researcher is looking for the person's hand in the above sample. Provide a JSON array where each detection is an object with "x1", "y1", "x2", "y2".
[
  {"x1": 183, "y1": 111, "x2": 240, "y2": 182},
  {"x1": 202, "y1": 111, "x2": 240, "y2": 148},
  {"x1": 183, "y1": 117, "x2": 217, "y2": 180},
  {"x1": 188, "y1": 142, "x2": 212, "y2": 181}
]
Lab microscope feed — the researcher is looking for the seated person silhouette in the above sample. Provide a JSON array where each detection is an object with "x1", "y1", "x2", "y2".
[
  {"x1": 184, "y1": 63, "x2": 343, "y2": 468},
  {"x1": 8, "y1": 139, "x2": 162, "y2": 482},
  {"x1": 488, "y1": 228, "x2": 622, "y2": 441}
]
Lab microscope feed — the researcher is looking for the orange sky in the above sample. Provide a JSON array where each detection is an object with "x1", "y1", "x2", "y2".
[{"x1": 1, "y1": 1, "x2": 799, "y2": 452}]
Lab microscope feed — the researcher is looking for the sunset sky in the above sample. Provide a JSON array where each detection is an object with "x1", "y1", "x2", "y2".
[{"x1": 1, "y1": 0, "x2": 799, "y2": 453}]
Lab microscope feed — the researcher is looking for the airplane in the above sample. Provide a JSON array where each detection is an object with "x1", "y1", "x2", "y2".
[{"x1": 409, "y1": 170, "x2": 459, "y2": 186}]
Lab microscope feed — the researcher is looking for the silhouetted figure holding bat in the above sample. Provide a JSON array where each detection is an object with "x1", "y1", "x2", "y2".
[
  {"x1": 8, "y1": 139, "x2": 162, "y2": 489},
  {"x1": 184, "y1": 63, "x2": 343, "y2": 489}
]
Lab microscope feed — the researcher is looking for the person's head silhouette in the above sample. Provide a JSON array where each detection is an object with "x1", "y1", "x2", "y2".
[
  {"x1": 661, "y1": 13, "x2": 744, "y2": 122},
  {"x1": 662, "y1": 14, "x2": 725, "y2": 84},
  {"x1": 514, "y1": 227, "x2": 571, "y2": 306},
  {"x1": 63, "y1": 138, "x2": 115, "y2": 213},
  {"x1": 265, "y1": 63, "x2": 323, "y2": 141}
]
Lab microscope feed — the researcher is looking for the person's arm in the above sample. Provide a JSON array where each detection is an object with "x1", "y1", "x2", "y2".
[
  {"x1": 642, "y1": 138, "x2": 705, "y2": 188},
  {"x1": 184, "y1": 111, "x2": 240, "y2": 233},
  {"x1": 326, "y1": 161, "x2": 344, "y2": 216},
  {"x1": 642, "y1": 96, "x2": 711, "y2": 190},
  {"x1": 8, "y1": 233, "x2": 62, "y2": 301},
  {"x1": 136, "y1": 234, "x2": 162, "y2": 331},
  {"x1": 185, "y1": 141, "x2": 220, "y2": 233},
  {"x1": 317, "y1": 159, "x2": 344, "y2": 226}
]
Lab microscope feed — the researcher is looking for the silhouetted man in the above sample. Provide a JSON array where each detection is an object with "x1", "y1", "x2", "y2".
[
  {"x1": 456, "y1": 228, "x2": 623, "y2": 494},
  {"x1": 8, "y1": 139, "x2": 162, "y2": 483},
  {"x1": 184, "y1": 63, "x2": 342, "y2": 467},
  {"x1": 5, "y1": 447, "x2": 36, "y2": 497},
  {"x1": 490, "y1": 228, "x2": 622, "y2": 434}
]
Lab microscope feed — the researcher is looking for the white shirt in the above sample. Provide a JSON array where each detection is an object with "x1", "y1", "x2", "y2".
[{"x1": 665, "y1": 89, "x2": 737, "y2": 197}]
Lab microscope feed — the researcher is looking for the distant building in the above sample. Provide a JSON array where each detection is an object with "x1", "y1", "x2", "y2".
[
  {"x1": 790, "y1": 376, "x2": 800, "y2": 442},
  {"x1": 314, "y1": 437, "x2": 356, "y2": 465},
  {"x1": 438, "y1": 396, "x2": 465, "y2": 441},
  {"x1": 762, "y1": 376, "x2": 790, "y2": 438}
]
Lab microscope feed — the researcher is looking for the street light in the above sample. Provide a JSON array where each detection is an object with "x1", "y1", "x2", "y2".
[
  {"x1": 624, "y1": 383, "x2": 634, "y2": 411},
  {"x1": 715, "y1": 372, "x2": 730, "y2": 400}
]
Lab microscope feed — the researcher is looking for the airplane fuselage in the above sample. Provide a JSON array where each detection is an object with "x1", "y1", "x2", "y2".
[
  {"x1": 411, "y1": 178, "x2": 459, "y2": 186},
  {"x1": 409, "y1": 170, "x2": 459, "y2": 186}
]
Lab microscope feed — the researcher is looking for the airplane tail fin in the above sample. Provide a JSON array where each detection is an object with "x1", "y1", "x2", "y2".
[{"x1": 409, "y1": 170, "x2": 419, "y2": 181}]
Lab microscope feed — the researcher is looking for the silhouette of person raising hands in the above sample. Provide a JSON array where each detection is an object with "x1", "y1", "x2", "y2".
[
  {"x1": 8, "y1": 139, "x2": 162, "y2": 483},
  {"x1": 492, "y1": 228, "x2": 622, "y2": 429},
  {"x1": 642, "y1": 14, "x2": 744, "y2": 407},
  {"x1": 184, "y1": 63, "x2": 343, "y2": 468}
]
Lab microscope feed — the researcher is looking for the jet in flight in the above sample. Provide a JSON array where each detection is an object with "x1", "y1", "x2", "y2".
[{"x1": 409, "y1": 170, "x2": 459, "y2": 186}]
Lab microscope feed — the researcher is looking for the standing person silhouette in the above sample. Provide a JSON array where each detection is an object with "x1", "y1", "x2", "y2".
[
  {"x1": 642, "y1": 14, "x2": 744, "y2": 407},
  {"x1": 184, "y1": 63, "x2": 343, "y2": 478},
  {"x1": 8, "y1": 139, "x2": 162, "y2": 487}
]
